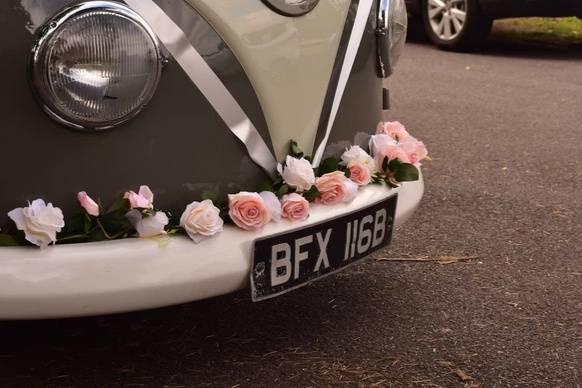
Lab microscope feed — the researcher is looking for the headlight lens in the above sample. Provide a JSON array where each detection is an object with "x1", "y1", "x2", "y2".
[
  {"x1": 377, "y1": 0, "x2": 408, "y2": 78},
  {"x1": 30, "y1": 1, "x2": 162, "y2": 130}
]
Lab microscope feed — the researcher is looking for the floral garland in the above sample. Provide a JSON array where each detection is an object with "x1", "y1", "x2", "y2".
[{"x1": 0, "y1": 122, "x2": 427, "y2": 249}]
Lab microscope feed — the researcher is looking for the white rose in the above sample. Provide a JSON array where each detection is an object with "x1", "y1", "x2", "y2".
[
  {"x1": 126, "y1": 209, "x2": 169, "y2": 238},
  {"x1": 343, "y1": 179, "x2": 359, "y2": 203},
  {"x1": 8, "y1": 199, "x2": 65, "y2": 248},
  {"x1": 259, "y1": 191, "x2": 282, "y2": 222},
  {"x1": 179, "y1": 200, "x2": 224, "y2": 243},
  {"x1": 277, "y1": 156, "x2": 315, "y2": 192},
  {"x1": 341, "y1": 145, "x2": 374, "y2": 167},
  {"x1": 369, "y1": 134, "x2": 397, "y2": 157}
]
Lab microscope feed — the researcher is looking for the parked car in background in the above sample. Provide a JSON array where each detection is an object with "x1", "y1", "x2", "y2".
[{"x1": 405, "y1": 0, "x2": 582, "y2": 50}]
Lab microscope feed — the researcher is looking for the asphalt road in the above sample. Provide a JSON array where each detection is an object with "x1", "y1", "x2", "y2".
[{"x1": 1, "y1": 34, "x2": 581, "y2": 387}]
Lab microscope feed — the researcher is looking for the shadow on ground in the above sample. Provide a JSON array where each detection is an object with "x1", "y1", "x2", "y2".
[{"x1": 0, "y1": 271, "x2": 429, "y2": 387}]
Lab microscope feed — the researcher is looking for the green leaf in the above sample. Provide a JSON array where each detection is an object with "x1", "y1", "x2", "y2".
[
  {"x1": 140, "y1": 208, "x2": 156, "y2": 218},
  {"x1": 83, "y1": 213, "x2": 93, "y2": 234},
  {"x1": 272, "y1": 175, "x2": 283, "y2": 186},
  {"x1": 302, "y1": 185, "x2": 320, "y2": 202},
  {"x1": 107, "y1": 198, "x2": 130, "y2": 214},
  {"x1": 99, "y1": 211, "x2": 132, "y2": 237},
  {"x1": 387, "y1": 158, "x2": 402, "y2": 172},
  {"x1": 201, "y1": 191, "x2": 219, "y2": 203},
  {"x1": 166, "y1": 208, "x2": 182, "y2": 226},
  {"x1": 257, "y1": 181, "x2": 274, "y2": 193},
  {"x1": 317, "y1": 157, "x2": 339, "y2": 176},
  {"x1": 276, "y1": 184, "x2": 290, "y2": 197},
  {"x1": 56, "y1": 234, "x2": 89, "y2": 244},
  {"x1": 59, "y1": 212, "x2": 85, "y2": 236},
  {"x1": 371, "y1": 172, "x2": 384, "y2": 185},
  {"x1": 289, "y1": 140, "x2": 304, "y2": 159},
  {"x1": 167, "y1": 226, "x2": 185, "y2": 235},
  {"x1": 88, "y1": 227, "x2": 108, "y2": 242},
  {"x1": 0, "y1": 233, "x2": 19, "y2": 246},
  {"x1": 344, "y1": 167, "x2": 351, "y2": 179},
  {"x1": 393, "y1": 163, "x2": 420, "y2": 182}
]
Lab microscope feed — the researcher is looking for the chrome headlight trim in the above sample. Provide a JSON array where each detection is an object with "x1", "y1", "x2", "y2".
[
  {"x1": 29, "y1": 1, "x2": 163, "y2": 131},
  {"x1": 376, "y1": 0, "x2": 408, "y2": 78},
  {"x1": 261, "y1": 0, "x2": 320, "y2": 17}
]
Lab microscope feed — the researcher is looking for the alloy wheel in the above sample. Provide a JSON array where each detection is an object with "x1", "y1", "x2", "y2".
[{"x1": 427, "y1": 0, "x2": 468, "y2": 41}]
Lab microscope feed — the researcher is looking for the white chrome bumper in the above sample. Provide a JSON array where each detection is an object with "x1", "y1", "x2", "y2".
[{"x1": 0, "y1": 179, "x2": 423, "y2": 319}]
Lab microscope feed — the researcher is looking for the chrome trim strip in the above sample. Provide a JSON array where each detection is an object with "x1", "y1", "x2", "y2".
[
  {"x1": 376, "y1": 0, "x2": 392, "y2": 78},
  {"x1": 378, "y1": 0, "x2": 390, "y2": 30},
  {"x1": 312, "y1": 0, "x2": 374, "y2": 167},
  {"x1": 124, "y1": 0, "x2": 278, "y2": 174}
]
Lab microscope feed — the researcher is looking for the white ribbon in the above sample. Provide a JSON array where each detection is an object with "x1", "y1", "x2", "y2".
[
  {"x1": 312, "y1": 0, "x2": 374, "y2": 167},
  {"x1": 125, "y1": 0, "x2": 278, "y2": 174}
]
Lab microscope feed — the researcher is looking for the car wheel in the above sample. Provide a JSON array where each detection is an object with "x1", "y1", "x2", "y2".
[{"x1": 421, "y1": 0, "x2": 492, "y2": 51}]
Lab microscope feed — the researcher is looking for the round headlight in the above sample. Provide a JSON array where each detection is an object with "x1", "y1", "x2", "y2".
[
  {"x1": 30, "y1": 1, "x2": 162, "y2": 130},
  {"x1": 377, "y1": 0, "x2": 408, "y2": 78}
]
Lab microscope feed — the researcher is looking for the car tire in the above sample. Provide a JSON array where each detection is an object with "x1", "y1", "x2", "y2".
[{"x1": 421, "y1": 0, "x2": 492, "y2": 51}]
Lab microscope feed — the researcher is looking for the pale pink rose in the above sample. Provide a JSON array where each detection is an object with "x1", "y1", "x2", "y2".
[
  {"x1": 348, "y1": 160, "x2": 372, "y2": 186},
  {"x1": 259, "y1": 191, "x2": 282, "y2": 222},
  {"x1": 374, "y1": 144, "x2": 410, "y2": 171},
  {"x1": 124, "y1": 185, "x2": 154, "y2": 209},
  {"x1": 376, "y1": 121, "x2": 410, "y2": 141},
  {"x1": 126, "y1": 209, "x2": 168, "y2": 238},
  {"x1": 277, "y1": 156, "x2": 315, "y2": 192},
  {"x1": 341, "y1": 145, "x2": 373, "y2": 166},
  {"x1": 315, "y1": 171, "x2": 353, "y2": 206},
  {"x1": 343, "y1": 179, "x2": 359, "y2": 203},
  {"x1": 399, "y1": 137, "x2": 428, "y2": 167},
  {"x1": 180, "y1": 200, "x2": 224, "y2": 243},
  {"x1": 77, "y1": 191, "x2": 99, "y2": 217},
  {"x1": 281, "y1": 193, "x2": 310, "y2": 221},
  {"x1": 8, "y1": 199, "x2": 65, "y2": 248},
  {"x1": 369, "y1": 134, "x2": 397, "y2": 156},
  {"x1": 228, "y1": 192, "x2": 271, "y2": 231}
]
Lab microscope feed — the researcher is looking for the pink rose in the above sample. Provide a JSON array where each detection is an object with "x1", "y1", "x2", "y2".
[
  {"x1": 348, "y1": 160, "x2": 372, "y2": 186},
  {"x1": 281, "y1": 193, "x2": 310, "y2": 221},
  {"x1": 124, "y1": 185, "x2": 154, "y2": 209},
  {"x1": 77, "y1": 191, "x2": 100, "y2": 217},
  {"x1": 315, "y1": 171, "x2": 356, "y2": 206},
  {"x1": 376, "y1": 121, "x2": 410, "y2": 141},
  {"x1": 399, "y1": 137, "x2": 428, "y2": 167},
  {"x1": 374, "y1": 144, "x2": 410, "y2": 171},
  {"x1": 228, "y1": 192, "x2": 271, "y2": 231}
]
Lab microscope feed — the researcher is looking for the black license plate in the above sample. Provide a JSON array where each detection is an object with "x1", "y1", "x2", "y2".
[{"x1": 251, "y1": 194, "x2": 397, "y2": 301}]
